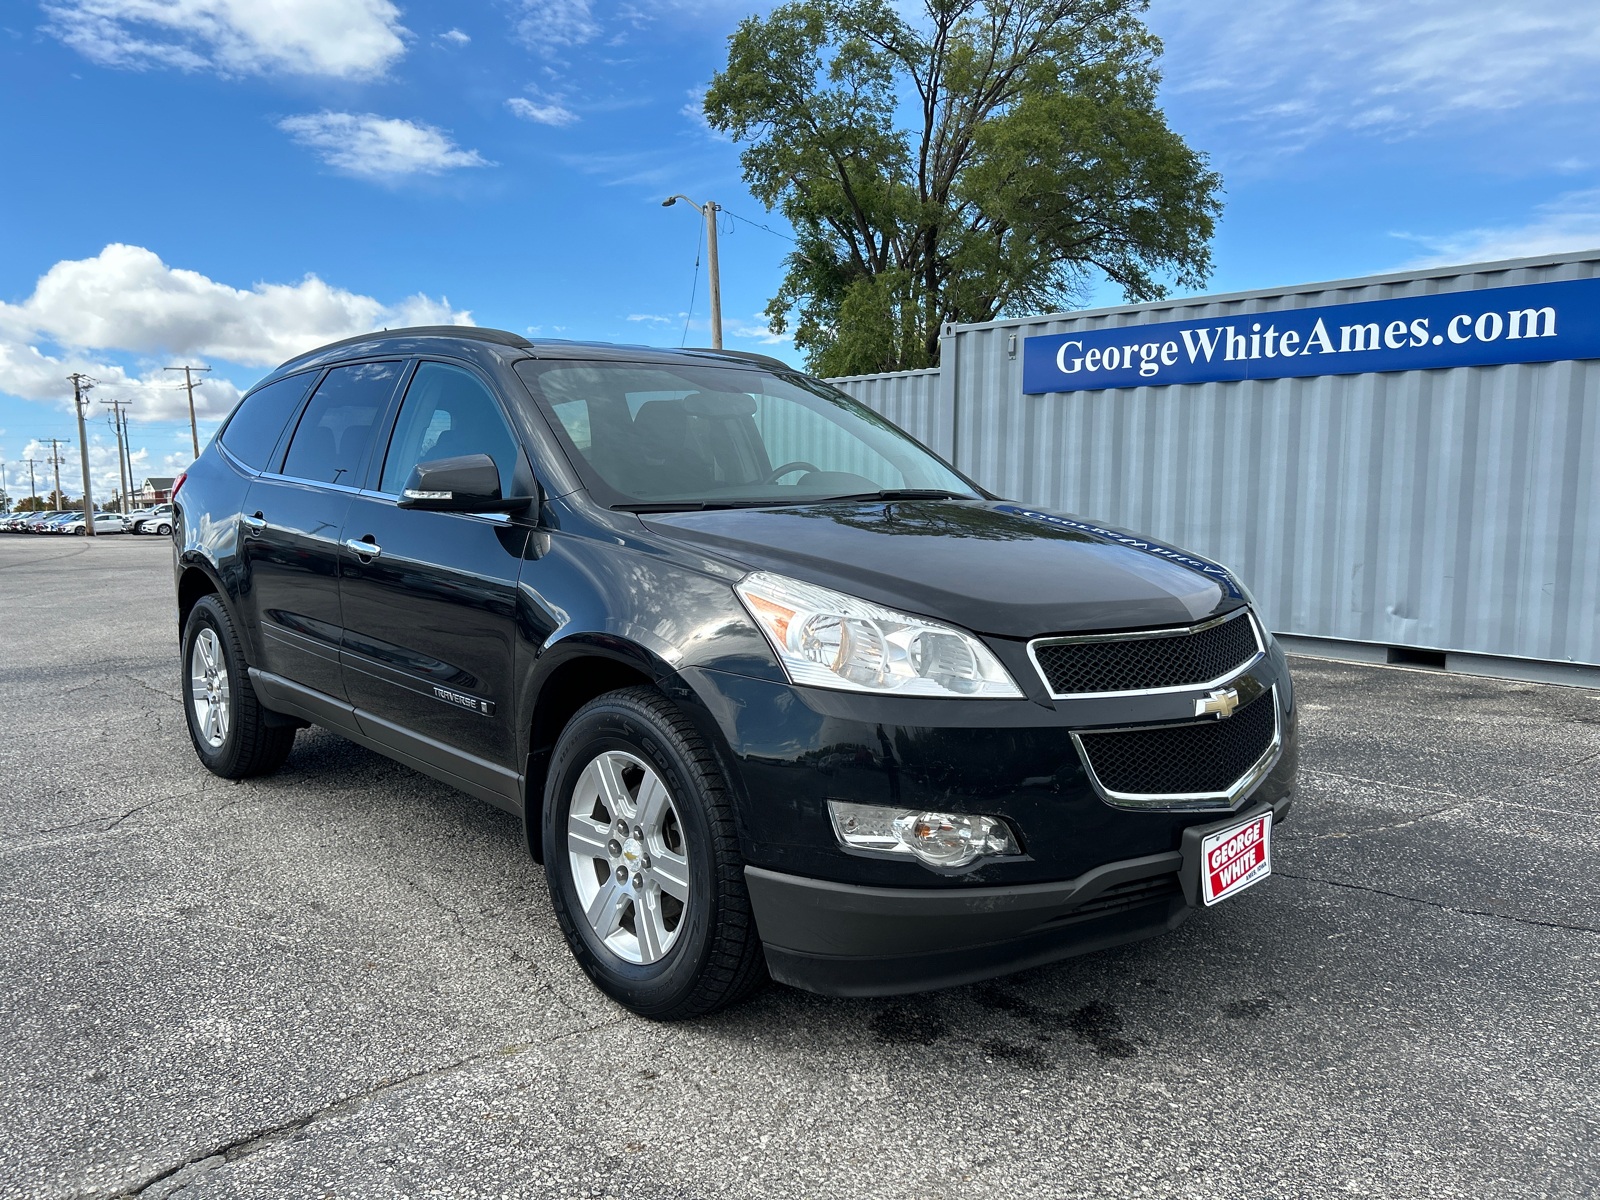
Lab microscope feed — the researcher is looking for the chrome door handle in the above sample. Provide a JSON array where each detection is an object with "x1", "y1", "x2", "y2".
[
  {"x1": 241, "y1": 514, "x2": 266, "y2": 535},
  {"x1": 345, "y1": 538, "x2": 381, "y2": 559}
]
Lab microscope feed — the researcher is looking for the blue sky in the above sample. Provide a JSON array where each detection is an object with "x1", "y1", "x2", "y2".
[{"x1": 2, "y1": 0, "x2": 1598, "y2": 505}]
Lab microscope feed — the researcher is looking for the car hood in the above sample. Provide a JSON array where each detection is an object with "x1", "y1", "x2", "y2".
[{"x1": 642, "y1": 499, "x2": 1245, "y2": 638}]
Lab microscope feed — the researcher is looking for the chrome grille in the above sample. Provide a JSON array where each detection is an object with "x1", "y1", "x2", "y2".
[
  {"x1": 1074, "y1": 688, "x2": 1278, "y2": 804},
  {"x1": 1029, "y1": 609, "x2": 1260, "y2": 697}
]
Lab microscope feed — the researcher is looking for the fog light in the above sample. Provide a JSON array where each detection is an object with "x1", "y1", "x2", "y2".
[{"x1": 827, "y1": 800, "x2": 1019, "y2": 869}]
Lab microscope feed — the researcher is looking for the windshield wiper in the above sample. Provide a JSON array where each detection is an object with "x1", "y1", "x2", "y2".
[
  {"x1": 613, "y1": 501, "x2": 741, "y2": 512},
  {"x1": 614, "y1": 490, "x2": 970, "y2": 514},
  {"x1": 825, "y1": 489, "x2": 970, "y2": 502}
]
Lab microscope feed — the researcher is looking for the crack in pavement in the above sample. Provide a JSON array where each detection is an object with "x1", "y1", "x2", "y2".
[
  {"x1": 125, "y1": 673, "x2": 182, "y2": 703},
  {"x1": 7, "y1": 790, "x2": 207, "y2": 855},
  {"x1": 1275, "y1": 870, "x2": 1600, "y2": 935},
  {"x1": 116, "y1": 1016, "x2": 627, "y2": 1198}
]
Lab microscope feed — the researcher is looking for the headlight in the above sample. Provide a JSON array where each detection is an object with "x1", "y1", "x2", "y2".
[
  {"x1": 828, "y1": 800, "x2": 1020, "y2": 868},
  {"x1": 735, "y1": 570, "x2": 1023, "y2": 698}
]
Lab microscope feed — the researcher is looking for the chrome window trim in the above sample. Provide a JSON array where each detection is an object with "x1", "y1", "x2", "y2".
[
  {"x1": 1027, "y1": 606, "x2": 1265, "y2": 700},
  {"x1": 256, "y1": 472, "x2": 365, "y2": 495},
  {"x1": 352, "y1": 489, "x2": 514, "y2": 525},
  {"x1": 1071, "y1": 684, "x2": 1283, "y2": 813}
]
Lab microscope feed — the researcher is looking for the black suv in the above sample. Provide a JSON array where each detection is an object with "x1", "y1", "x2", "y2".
[{"x1": 174, "y1": 327, "x2": 1297, "y2": 1018}]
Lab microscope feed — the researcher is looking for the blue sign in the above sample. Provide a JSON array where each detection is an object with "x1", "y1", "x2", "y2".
[{"x1": 1023, "y1": 277, "x2": 1600, "y2": 393}]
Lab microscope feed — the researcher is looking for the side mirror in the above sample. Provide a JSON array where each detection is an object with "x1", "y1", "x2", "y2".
[{"x1": 398, "y1": 454, "x2": 510, "y2": 512}]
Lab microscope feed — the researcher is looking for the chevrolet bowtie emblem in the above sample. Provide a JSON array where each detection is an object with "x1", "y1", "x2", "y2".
[{"x1": 1195, "y1": 686, "x2": 1240, "y2": 719}]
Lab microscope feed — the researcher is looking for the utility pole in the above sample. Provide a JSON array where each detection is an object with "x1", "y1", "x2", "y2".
[
  {"x1": 103, "y1": 399, "x2": 133, "y2": 513},
  {"x1": 663, "y1": 195, "x2": 723, "y2": 349},
  {"x1": 48, "y1": 439, "x2": 66, "y2": 511},
  {"x1": 120, "y1": 409, "x2": 135, "y2": 509},
  {"x1": 24, "y1": 458, "x2": 41, "y2": 510},
  {"x1": 68, "y1": 373, "x2": 97, "y2": 535},
  {"x1": 164, "y1": 365, "x2": 210, "y2": 459},
  {"x1": 0, "y1": 460, "x2": 7, "y2": 514}
]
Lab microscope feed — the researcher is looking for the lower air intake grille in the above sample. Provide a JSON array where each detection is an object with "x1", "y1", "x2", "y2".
[
  {"x1": 1031, "y1": 609, "x2": 1259, "y2": 696},
  {"x1": 1077, "y1": 689, "x2": 1277, "y2": 798},
  {"x1": 1047, "y1": 874, "x2": 1183, "y2": 927}
]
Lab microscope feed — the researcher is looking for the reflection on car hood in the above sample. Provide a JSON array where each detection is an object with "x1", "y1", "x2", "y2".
[{"x1": 642, "y1": 499, "x2": 1244, "y2": 638}]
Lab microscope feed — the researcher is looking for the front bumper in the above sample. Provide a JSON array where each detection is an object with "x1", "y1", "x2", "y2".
[{"x1": 749, "y1": 797, "x2": 1289, "y2": 997}]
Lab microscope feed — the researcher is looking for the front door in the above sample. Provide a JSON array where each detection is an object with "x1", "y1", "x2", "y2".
[
  {"x1": 338, "y1": 360, "x2": 532, "y2": 797},
  {"x1": 239, "y1": 360, "x2": 404, "y2": 700}
]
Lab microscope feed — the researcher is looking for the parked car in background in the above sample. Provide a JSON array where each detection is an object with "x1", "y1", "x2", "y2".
[
  {"x1": 13, "y1": 511, "x2": 60, "y2": 531},
  {"x1": 39, "y1": 513, "x2": 79, "y2": 533},
  {"x1": 134, "y1": 504, "x2": 175, "y2": 535},
  {"x1": 122, "y1": 507, "x2": 155, "y2": 528},
  {"x1": 63, "y1": 512, "x2": 126, "y2": 535}
]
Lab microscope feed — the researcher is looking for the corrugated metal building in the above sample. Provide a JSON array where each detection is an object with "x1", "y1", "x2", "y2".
[{"x1": 829, "y1": 250, "x2": 1600, "y2": 687}]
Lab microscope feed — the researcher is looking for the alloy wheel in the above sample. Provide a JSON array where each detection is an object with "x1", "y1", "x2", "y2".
[
  {"x1": 189, "y1": 627, "x2": 231, "y2": 748},
  {"x1": 566, "y1": 750, "x2": 690, "y2": 964}
]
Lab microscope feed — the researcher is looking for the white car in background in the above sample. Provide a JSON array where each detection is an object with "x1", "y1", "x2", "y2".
[
  {"x1": 62, "y1": 512, "x2": 127, "y2": 536},
  {"x1": 132, "y1": 504, "x2": 174, "y2": 535}
]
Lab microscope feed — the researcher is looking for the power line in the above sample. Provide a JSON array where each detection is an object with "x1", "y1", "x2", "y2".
[
  {"x1": 680, "y1": 219, "x2": 704, "y2": 348},
  {"x1": 720, "y1": 207, "x2": 796, "y2": 242}
]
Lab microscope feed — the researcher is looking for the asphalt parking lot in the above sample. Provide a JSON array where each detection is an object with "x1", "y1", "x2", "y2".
[{"x1": 2, "y1": 534, "x2": 1596, "y2": 1200}]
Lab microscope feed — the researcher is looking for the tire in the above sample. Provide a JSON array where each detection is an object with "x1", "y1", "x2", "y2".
[
  {"x1": 182, "y1": 594, "x2": 296, "y2": 779},
  {"x1": 543, "y1": 686, "x2": 767, "y2": 1019},
  {"x1": 74, "y1": 528, "x2": 84, "y2": 536},
  {"x1": 156, "y1": 522, "x2": 172, "y2": 536}
]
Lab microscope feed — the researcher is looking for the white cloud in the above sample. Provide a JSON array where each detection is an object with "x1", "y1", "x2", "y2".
[
  {"x1": 43, "y1": 0, "x2": 408, "y2": 80},
  {"x1": 726, "y1": 314, "x2": 790, "y2": 346},
  {"x1": 1397, "y1": 189, "x2": 1600, "y2": 268},
  {"x1": 0, "y1": 243, "x2": 473, "y2": 422},
  {"x1": 511, "y1": 0, "x2": 599, "y2": 54},
  {"x1": 279, "y1": 112, "x2": 493, "y2": 179},
  {"x1": 1150, "y1": 0, "x2": 1600, "y2": 157},
  {"x1": 438, "y1": 28, "x2": 470, "y2": 46},
  {"x1": 507, "y1": 96, "x2": 578, "y2": 127}
]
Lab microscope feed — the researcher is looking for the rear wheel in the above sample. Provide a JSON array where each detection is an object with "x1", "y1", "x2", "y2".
[
  {"x1": 543, "y1": 686, "x2": 766, "y2": 1019},
  {"x1": 182, "y1": 594, "x2": 296, "y2": 778}
]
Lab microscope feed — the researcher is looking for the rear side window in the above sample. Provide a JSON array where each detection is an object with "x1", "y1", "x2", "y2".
[
  {"x1": 219, "y1": 373, "x2": 314, "y2": 470},
  {"x1": 280, "y1": 362, "x2": 404, "y2": 486},
  {"x1": 378, "y1": 362, "x2": 520, "y2": 497}
]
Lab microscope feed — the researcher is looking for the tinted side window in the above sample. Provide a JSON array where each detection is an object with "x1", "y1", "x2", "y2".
[
  {"x1": 281, "y1": 362, "x2": 403, "y2": 486},
  {"x1": 219, "y1": 373, "x2": 314, "y2": 470},
  {"x1": 379, "y1": 362, "x2": 519, "y2": 497}
]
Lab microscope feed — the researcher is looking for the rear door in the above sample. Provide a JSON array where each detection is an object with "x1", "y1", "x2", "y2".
[
  {"x1": 337, "y1": 360, "x2": 533, "y2": 805},
  {"x1": 239, "y1": 361, "x2": 405, "y2": 700}
]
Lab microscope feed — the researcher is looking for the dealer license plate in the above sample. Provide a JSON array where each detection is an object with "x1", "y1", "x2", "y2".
[{"x1": 1199, "y1": 811, "x2": 1272, "y2": 906}]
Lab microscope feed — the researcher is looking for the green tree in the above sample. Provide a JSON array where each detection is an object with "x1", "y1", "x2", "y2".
[{"x1": 704, "y1": 0, "x2": 1222, "y2": 377}]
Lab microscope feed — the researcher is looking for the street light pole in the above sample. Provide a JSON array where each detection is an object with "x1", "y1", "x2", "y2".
[{"x1": 663, "y1": 195, "x2": 722, "y2": 349}]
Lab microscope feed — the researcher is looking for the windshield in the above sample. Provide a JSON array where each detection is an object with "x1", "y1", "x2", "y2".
[{"x1": 517, "y1": 360, "x2": 978, "y2": 509}]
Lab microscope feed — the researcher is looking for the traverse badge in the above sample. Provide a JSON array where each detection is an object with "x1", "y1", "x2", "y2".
[{"x1": 433, "y1": 686, "x2": 495, "y2": 716}]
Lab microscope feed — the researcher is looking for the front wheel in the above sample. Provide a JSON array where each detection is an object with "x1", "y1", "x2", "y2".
[
  {"x1": 543, "y1": 686, "x2": 766, "y2": 1019},
  {"x1": 182, "y1": 594, "x2": 296, "y2": 778},
  {"x1": 155, "y1": 522, "x2": 172, "y2": 536}
]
